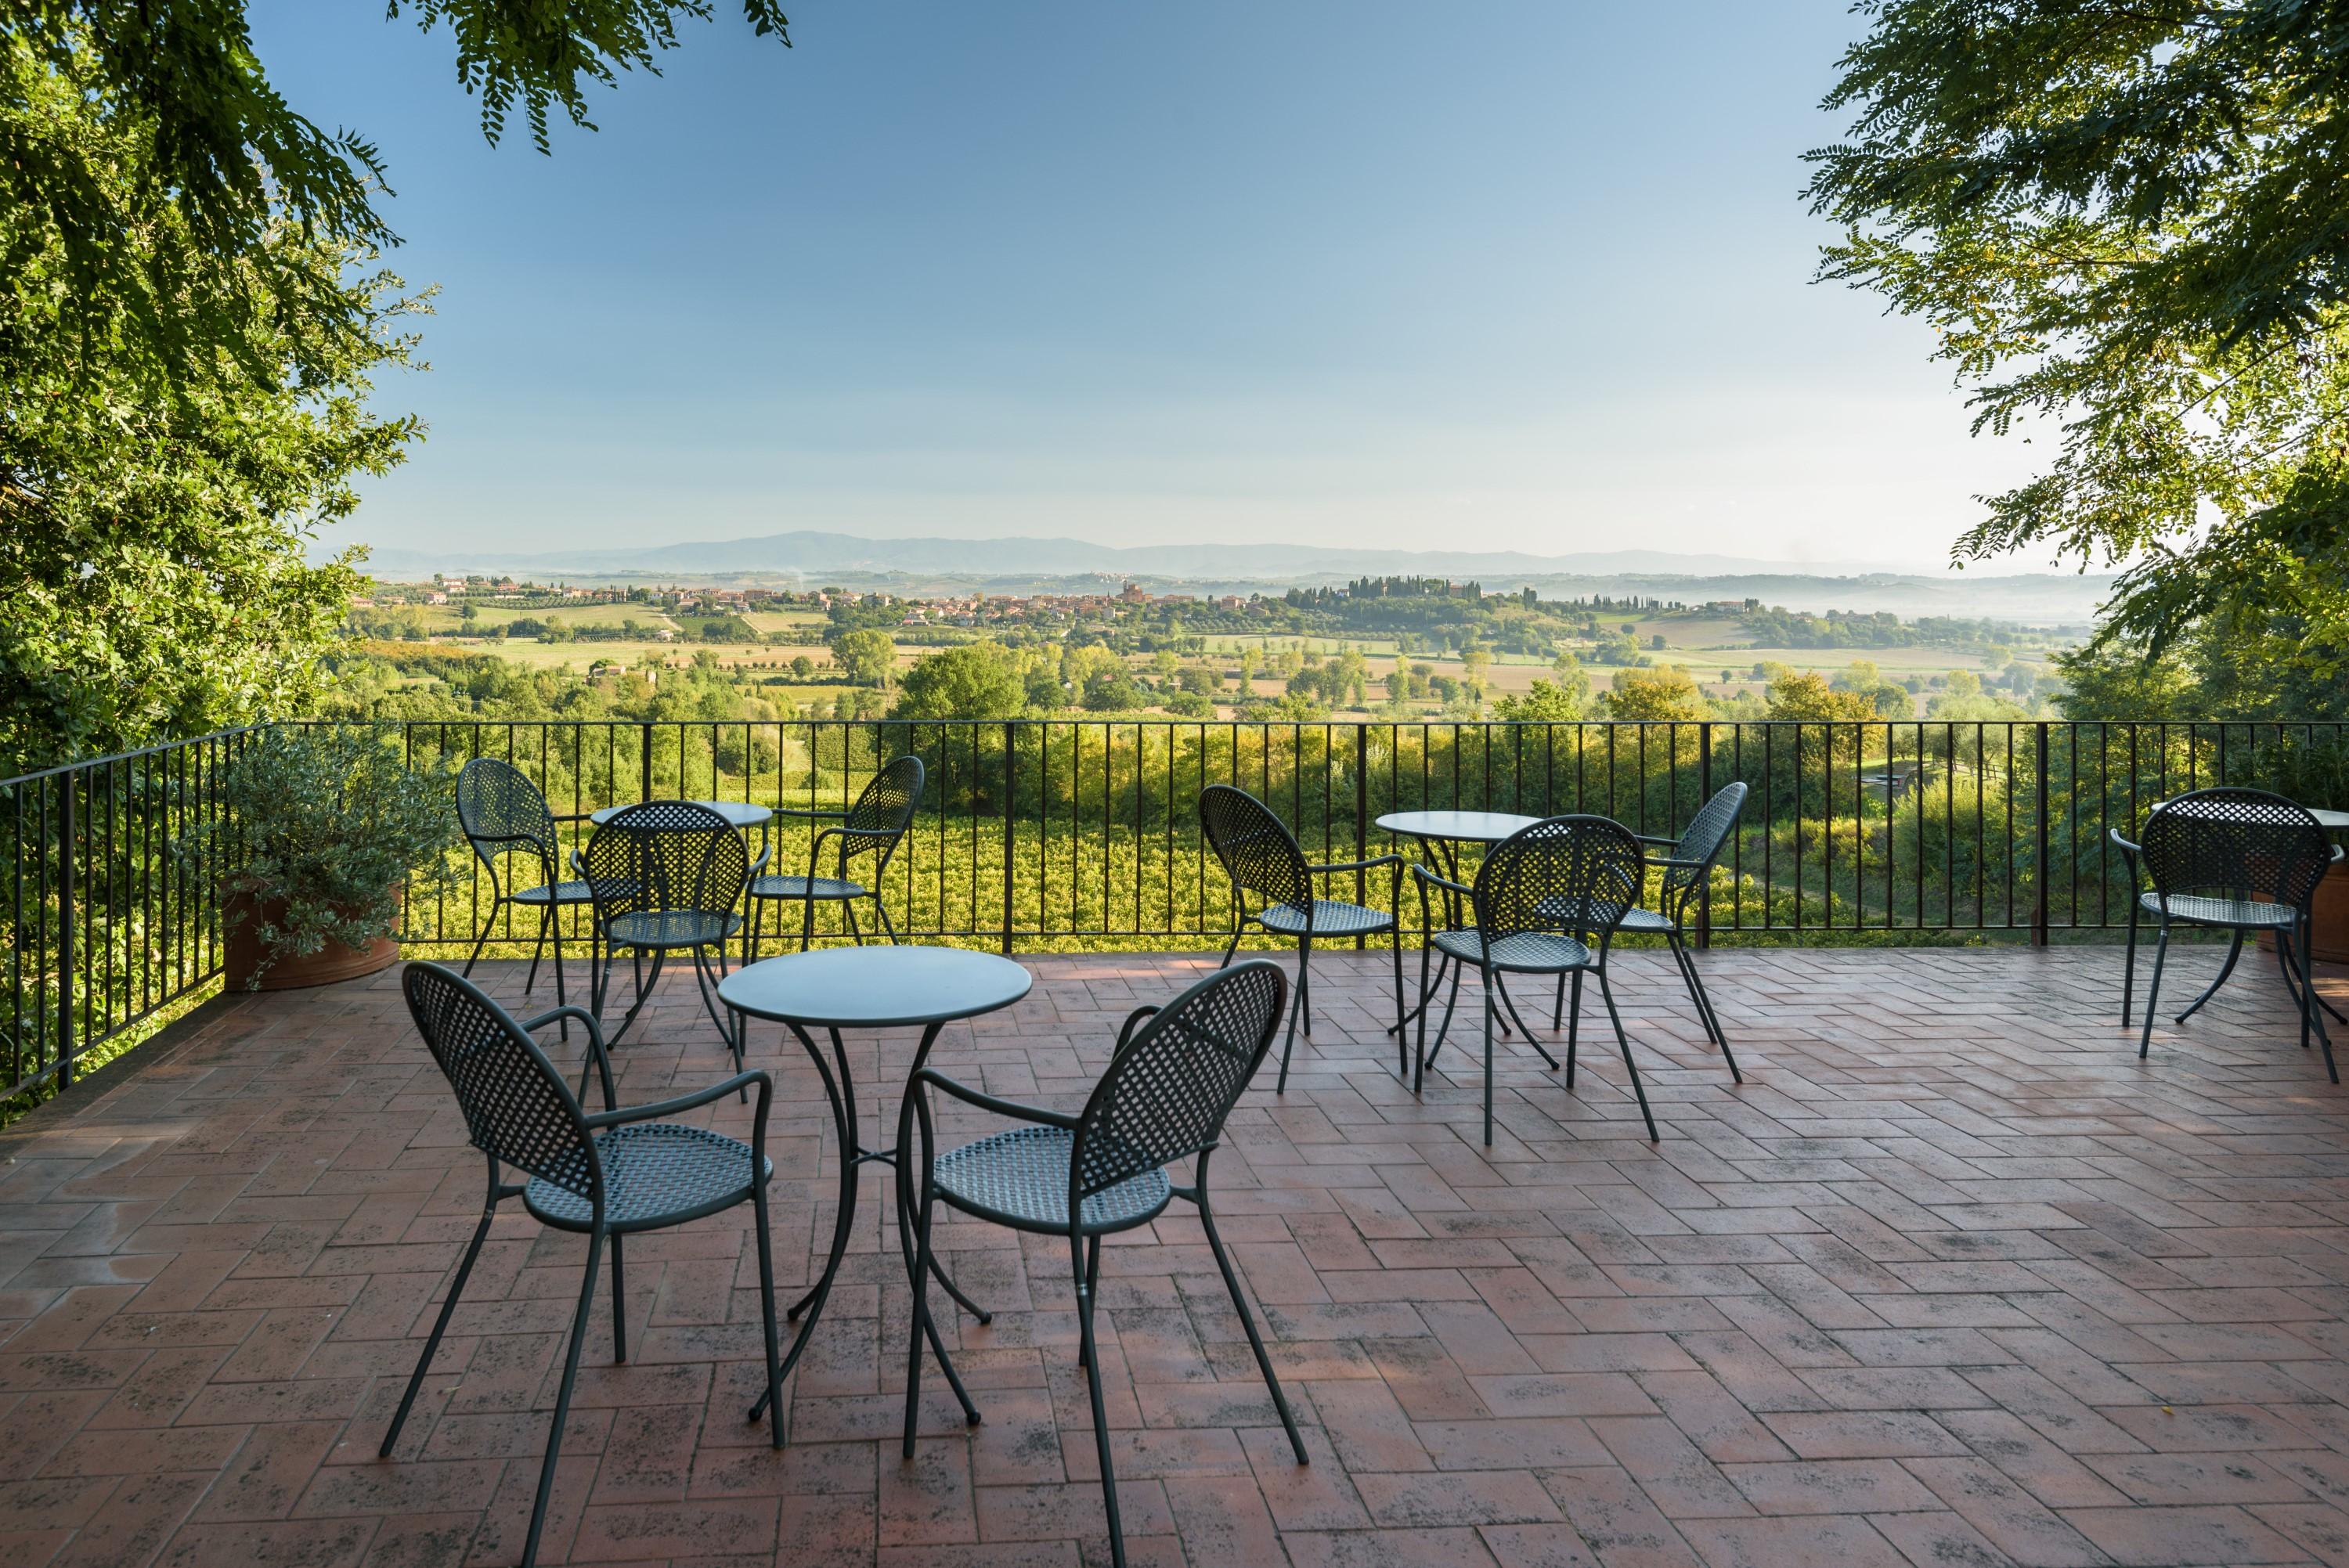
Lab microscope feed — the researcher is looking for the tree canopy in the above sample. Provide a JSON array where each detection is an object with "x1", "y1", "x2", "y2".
[
  {"x1": 892, "y1": 643, "x2": 1026, "y2": 722},
  {"x1": 0, "y1": 27, "x2": 421, "y2": 770},
  {"x1": 2, "y1": 1, "x2": 789, "y2": 393},
  {"x1": 0, "y1": 4, "x2": 792, "y2": 767},
  {"x1": 1807, "y1": 0, "x2": 2349, "y2": 716}
]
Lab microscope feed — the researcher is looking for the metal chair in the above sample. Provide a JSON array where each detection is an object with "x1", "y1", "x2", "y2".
[
  {"x1": 584, "y1": 801, "x2": 757, "y2": 1056},
  {"x1": 2113, "y1": 788, "x2": 2343, "y2": 1077},
  {"x1": 454, "y1": 758, "x2": 595, "y2": 1025},
  {"x1": 1199, "y1": 783, "x2": 1406, "y2": 1089},
  {"x1": 1413, "y1": 814, "x2": 1654, "y2": 1145},
  {"x1": 900, "y1": 960, "x2": 1307, "y2": 1568},
  {"x1": 745, "y1": 755, "x2": 924, "y2": 958},
  {"x1": 384, "y1": 963, "x2": 781, "y2": 1568},
  {"x1": 1615, "y1": 781, "x2": 1746, "y2": 1074}
]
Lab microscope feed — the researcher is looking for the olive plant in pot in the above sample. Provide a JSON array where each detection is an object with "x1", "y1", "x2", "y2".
[{"x1": 182, "y1": 726, "x2": 460, "y2": 989}]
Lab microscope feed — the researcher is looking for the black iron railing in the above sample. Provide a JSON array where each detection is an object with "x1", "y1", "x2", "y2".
[{"x1": 8, "y1": 717, "x2": 2346, "y2": 1105}]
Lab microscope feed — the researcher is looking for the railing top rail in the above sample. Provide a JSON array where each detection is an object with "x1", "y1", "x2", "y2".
[
  {"x1": 0, "y1": 724, "x2": 266, "y2": 792},
  {"x1": 14, "y1": 714, "x2": 2345, "y2": 788}
]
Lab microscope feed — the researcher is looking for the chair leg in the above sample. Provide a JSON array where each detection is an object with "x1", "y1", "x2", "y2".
[
  {"x1": 2139, "y1": 924, "x2": 2170, "y2": 1059},
  {"x1": 1553, "y1": 975, "x2": 1566, "y2": 1031},
  {"x1": 1413, "y1": 934, "x2": 1434, "y2": 1093},
  {"x1": 525, "y1": 902, "x2": 552, "y2": 997},
  {"x1": 1665, "y1": 929, "x2": 1721, "y2": 1047},
  {"x1": 1496, "y1": 975, "x2": 1557, "y2": 1069},
  {"x1": 845, "y1": 901, "x2": 866, "y2": 946},
  {"x1": 608, "y1": 948, "x2": 665, "y2": 1048},
  {"x1": 2278, "y1": 928, "x2": 2349, "y2": 1025},
  {"x1": 521, "y1": 1227, "x2": 604, "y2": 1568},
  {"x1": 1390, "y1": 921, "x2": 1408, "y2": 1080},
  {"x1": 2122, "y1": 900, "x2": 2139, "y2": 1029},
  {"x1": 2174, "y1": 927, "x2": 2246, "y2": 1023},
  {"x1": 1298, "y1": 936, "x2": 1314, "y2": 1036},
  {"x1": 688, "y1": 946, "x2": 734, "y2": 1051},
  {"x1": 875, "y1": 897, "x2": 902, "y2": 945},
  {"x1": 1072, "y1": 1232, "x2": 1128, "y2": 1568},
  {"x1": 1481, "y1": 961, "x2": 1496, "y2": 1147},
  {"x1": 1426, "y1": 959, "x2": 1465, "y2": 1067},
  {"x1": 550, "y1": 914, "x2": 569, "y2": 1042},
  {"x1": 381, "y1": 1171, "x2": 498, "y2": 1458},
  {"x1": 462, "y1": 896, "x2": 503, "y2": 979},
  {"x1": 800, "y1": 890, "x2": 817, "y2": 953},
  {"x1": 1680, "y1": 937, "x2": 1734, "y2": 1064},
  {"x1": 2304, "y1": 927, "x2": 2340, "y2": 1083},
  {"x1": 1597, "y1": 967, "x2": 1659, "y2": 1142},
  {"x1": 609, "y1": 1233, "x2": 627, "y2": 1363},
  {"x1": 750, "y1": 1181, "x2": 785, "y2": 1447},
  {"x1": 1669, "y1": 932, "x2": 1740, "y2": 1081},
  {"x1": 1564, "y1": 969, "x2": 1583, "y2": 1090},
  {"x1": 1194, "y1": 1166, "x2": 1306, "y2": 1463},
  {"x1": 1218, "y1": 914, "x2": 1245, "y2": 969},
  {"x1": 2297, "y1": 927, "x2": 2315, "y2": 1055},
  {"x1": 1276, "y1": 938, "x2": 1311, "y2": 1093},
  {"x1": 1077, "y1": 1236, "x2": 1102, "y2": 1369}
]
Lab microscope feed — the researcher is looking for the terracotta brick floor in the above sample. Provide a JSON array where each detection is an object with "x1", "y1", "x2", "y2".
[{"x1": 6, "y1": 943, "x2": 2349, "y2": 1567}]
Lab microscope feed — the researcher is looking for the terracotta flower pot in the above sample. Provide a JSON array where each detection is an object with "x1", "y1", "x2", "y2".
[
  {"x1": 223, "y1": 885, "x2": 402, "y2": 991},
  {"x1": 2252, "y1": 860, "x2": 2349, "y2": 966}
]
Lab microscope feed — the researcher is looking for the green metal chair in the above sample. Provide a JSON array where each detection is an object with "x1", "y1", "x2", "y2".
[{"x1": 385, "y1": 963, "x2": 782, "y2": 1568}]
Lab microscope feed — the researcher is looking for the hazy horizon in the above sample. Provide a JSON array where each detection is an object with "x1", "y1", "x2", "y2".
[{"x1": 253, "y1": 1, "x2": 2051, "y2": 571}]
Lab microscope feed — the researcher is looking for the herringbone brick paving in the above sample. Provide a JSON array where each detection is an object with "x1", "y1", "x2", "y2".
[{"x1": 4, "y1": 944, "x2": 2349, "y2": 1566}]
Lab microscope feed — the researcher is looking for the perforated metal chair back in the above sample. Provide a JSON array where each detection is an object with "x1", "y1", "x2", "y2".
[
  {"x1": 1476, "y1": 815, "x2": 1644, "y2": 945},
  {"x1": 1662, "y1": 782, "x2": 1747, "y2": 902},
  {"x1": 456, "y1": 756, "x2": 559, "y2": 875},
  {"x1": 843, "y1": 755, "x2": 926, "y2": 865},
  {"x1": 583, "y1": 801, "x2": 749, "y2": 924},
  {"x1": 1070, "y1": 960, "x2": 1286, "y2": 1210},
  {"x1": 403, "y1": 962, "x2": 598, "y2": 1202},
  {"x1": 2142, "y1": 788, "x2": 2332, "y2": 910},
  {"x1": 1200, "y1": 785, "x2": 1312, "y2": 914}
]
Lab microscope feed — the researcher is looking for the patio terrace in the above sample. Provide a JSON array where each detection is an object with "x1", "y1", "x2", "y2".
[{"x1": 4, "y1": 945, "x2": 2349, "y2": 1568}]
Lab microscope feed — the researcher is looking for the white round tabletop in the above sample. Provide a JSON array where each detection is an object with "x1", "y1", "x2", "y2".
[
  {"x1": 588, "y1": 799, "x2": 774, "y2": 829},
  {"x1": 2147, "y1": 798, "x2": 2349, "y2": 831},
  {"x1": 1376, "y1": 809, "x2": 1543, "y2": 844},
  {"x1": 718, "y1": 946, "x2": 1033, "y2": 1029}
]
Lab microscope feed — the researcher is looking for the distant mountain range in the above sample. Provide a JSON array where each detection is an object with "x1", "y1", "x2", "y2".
[{"x1": 353, "y1": 530, "x2": 2112, "y2": 624}]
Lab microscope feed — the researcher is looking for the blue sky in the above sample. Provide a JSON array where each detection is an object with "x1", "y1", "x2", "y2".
[{"x1": 252, "y1": 1, "x2": 2038, "y2": 568}]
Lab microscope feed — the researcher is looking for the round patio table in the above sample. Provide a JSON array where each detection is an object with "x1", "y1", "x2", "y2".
[
  {"x1": 2147, "y1": 798, "x2": 2349, "y2": 831},
  {"x1": 718, "y1": 945, "x2": 1031, "y2": 1425},
  {"x1": 589, "y1": 799, "x2": 773, "y2": 831},
  {"x1": 1377, "y1": 810, "x2": 1543, "y2": 1037}
]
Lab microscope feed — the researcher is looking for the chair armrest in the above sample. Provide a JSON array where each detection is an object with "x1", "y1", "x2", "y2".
[
  {"x1": 1410, "y1": 863, "x2": 1472, "y2": 898},
  {"x1": 569, "y1": 848, "x2": 590, "y2": 878},
  {"x1": 772, "y1": 806, "x2": 850, "y2": 820},
  {"x1": 1309, "y1": 853, "x2": 1403, "y2": 875},
  {"x1": 550, "y1": 811, "x2": 594, "y2": 824},
  {"x1": 1115, "y1": 1005, "x2": 1162, "y2": 1053},
  {"x1": 2108, "y1": 829, "x2": 2142, "y2": 856},
  {"x1": 2333, "y1": 843, "x2": 2344, "y2": 866},
  {"x1": 909, "y1": 1066, "x2": 1081, "y2": 1130},
  {"x1": 524, "y1": 1006, "x2": 616, "y2": 1109},
  {"x1": 746, "y1": 844, "x2": 772, "y2": 878},
  {"x1": 585, "y1": 1070, "x2": 770, "y2": 1129},
  {"x1": 1651, "y1": 856, "x2": 1707, "y2": 871},
  {"x1": 1634, "y1": 834, "x2": 1680, "y2": 848}
]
